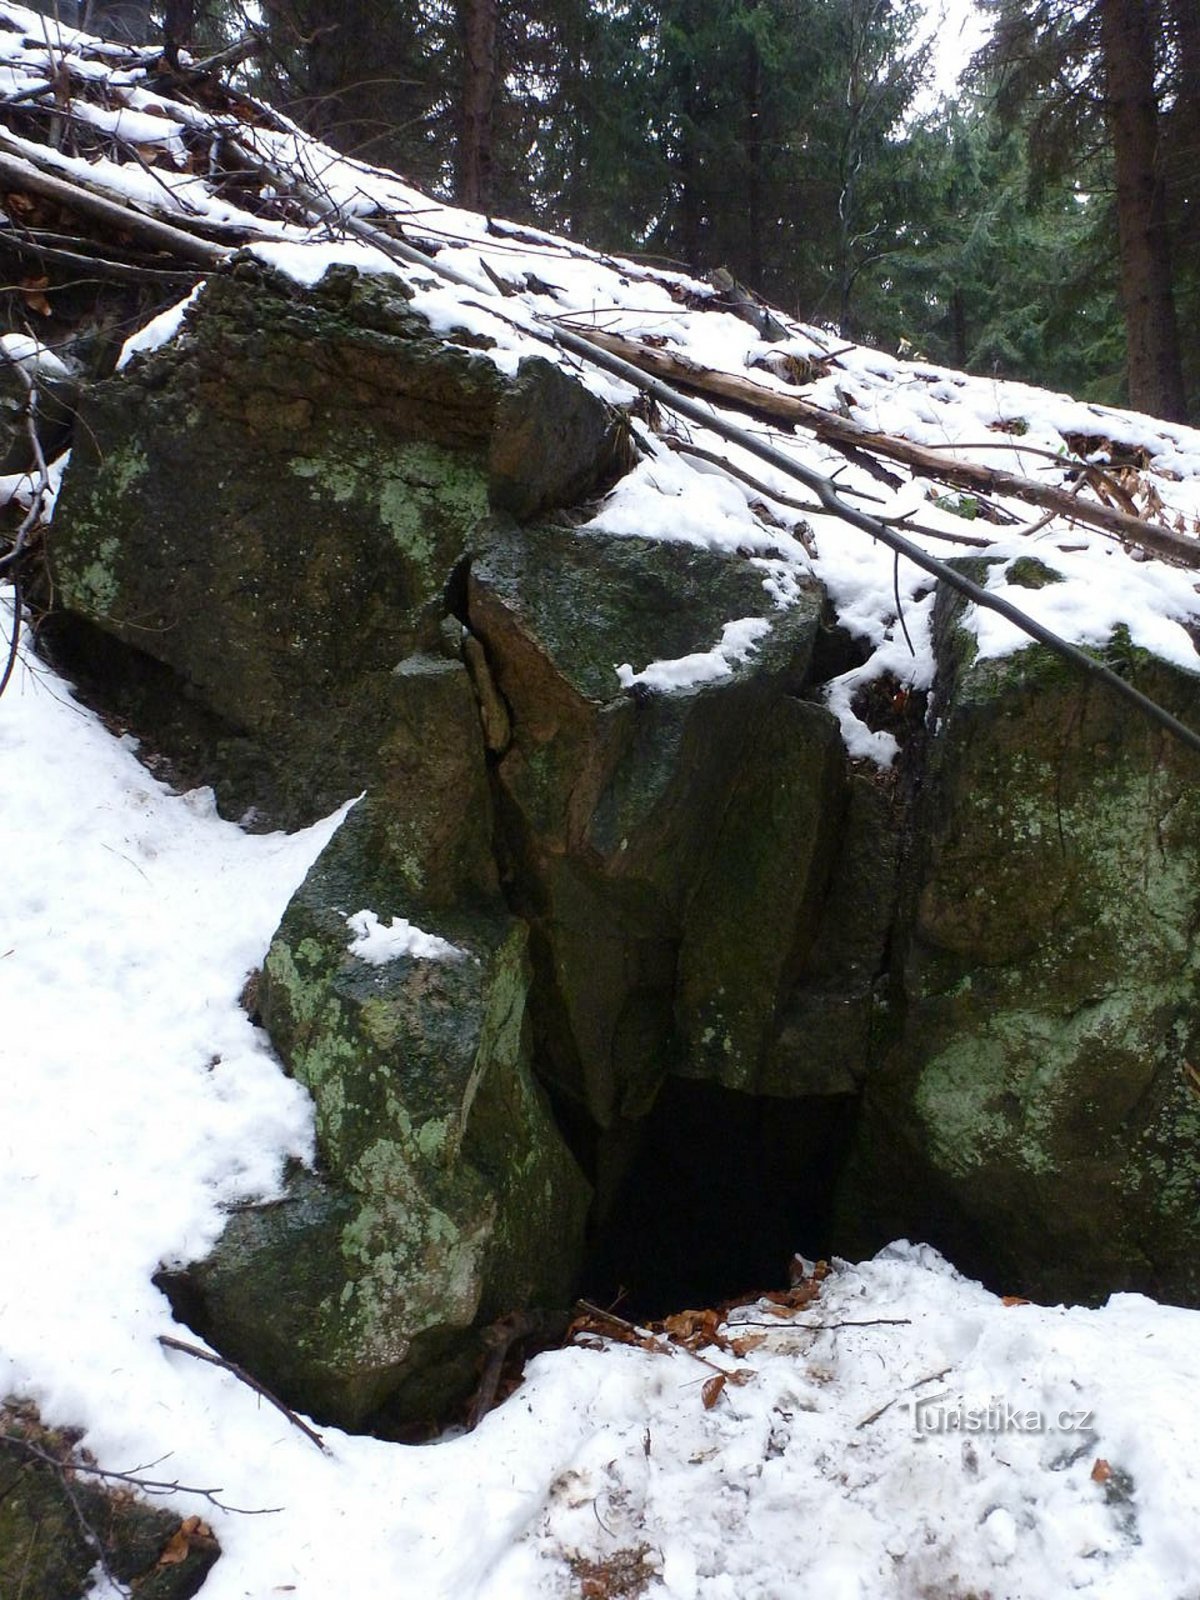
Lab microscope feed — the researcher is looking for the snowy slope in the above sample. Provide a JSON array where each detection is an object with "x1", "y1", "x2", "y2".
[{"x1": 4, "y1": 6, "x2": 1200, "y2": 1596}]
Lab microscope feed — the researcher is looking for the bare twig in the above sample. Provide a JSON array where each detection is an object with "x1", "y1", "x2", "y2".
[
  {"x1": 158, "y1": 1333, "x2": 329, "y2": 1453},
  {"x1": 1, "y1": 1433, "x2": 277, "y2": 1515},
  {"x1": 856, "y1": 1366, "x2": 954, "y2": 1429},
  {"x1": 664, "y1": 436, "x2": 995, "y2": 549},
  {"x1": 571, "y1": 1300, "x2": 738, "y2": 1377},
  {"x1": 729, "y1": 1317, "x2": 913, "y2": 1330},
  {"x1": 178, "y1": 31, "x2": 265, "y2": 78}
]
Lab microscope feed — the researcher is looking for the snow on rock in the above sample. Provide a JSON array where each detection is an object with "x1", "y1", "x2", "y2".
[
  {"x1": 3, "y1": 0, "x2": 1200, "y2": 767},
  {"x1": 616, "y1": 616, "x2": 771, "y2": 693},
  {"x1": 0, "y1": 330, "x2": 72, "y2": 377},
  {"x1": 345, "y1": 908, "x2": 466, "y2": 965},
  {"x1": 5, "y1": 7, "x2": 1200, "y2": 1592},
  {"x1": 116, "y1": 282, "x2": 205, "y2": 370}
]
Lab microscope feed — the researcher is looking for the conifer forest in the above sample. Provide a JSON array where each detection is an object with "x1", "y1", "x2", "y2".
[{"x1": 45, "y1": 0, "x2": 1197, "y2": 421}]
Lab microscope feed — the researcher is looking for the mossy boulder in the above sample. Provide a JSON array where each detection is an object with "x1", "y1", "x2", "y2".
[
  {"x1": 47, "y1": 262, "x2": 499, "y2": 825},
  {"x1": 467, "y1": 523, "x2": 845, "y2": 1118},
  {"x1": 181, "y1": 804, "x2": 589, "y2": 1429},
  {"x1": 838, "y1": 582, "x2": 1200, "y2": 1305},
  {"x1": 46, "y1": 265, "x2": 630, "y2": 829}
]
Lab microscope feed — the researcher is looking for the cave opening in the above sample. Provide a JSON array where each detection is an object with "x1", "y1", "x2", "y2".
[{"x1": 579, "y1": 1077, "x2": 859, "y2": 1321}]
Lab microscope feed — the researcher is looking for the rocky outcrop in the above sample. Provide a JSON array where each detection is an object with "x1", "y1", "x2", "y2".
[
  {"x1": 48, "y1": 262, "x2": 627, "y2": 828},
  {"x1": 185, "y1": 807, "x2": 588, "y2": 1426},
  {"x1": 39, "y1": 263, "x2": 1200, "y2": 1429},
  {"x1": 469, "y1": 522, "x2": 844, "y2": 1119},
  {"x1": 837, "y1": 569, "x2": 1200, "y2": 1305}
]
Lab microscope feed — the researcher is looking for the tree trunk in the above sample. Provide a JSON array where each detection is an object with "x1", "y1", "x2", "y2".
[
  {"x1": 1164, "y1": 0, "x2": 1200, "y2": 243},
  {"x1": 744, "y1": 19, "x2": 764, "y2": 290},
  {"x1": 1099, "y1": 0, "x2": 1187, "y2": 421},
  {"x1": 80, "y1": 0, "x2": 153, "y2": 44},
  {"x1": 458, "y1": 0, "x2": 499, "y2": 212},
  {"x1": 162, "y1": 0, "x2": 194, "y2": 66}
]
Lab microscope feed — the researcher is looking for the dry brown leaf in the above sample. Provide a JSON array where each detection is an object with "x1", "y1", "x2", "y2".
[
  {"x1": 20, "y1": 275, "x2": 52, "y2": 316},
  {"x1": 661, "y1": 1308, "x2": 723, "y2": 1349},
  {"x1": 1091, "y1": 1458, "x2": 1112, "y2": 1484},
  {"x1": 701, "y1": 1374, "x2": 726, "y2": 1409},
  {"x1": 157, "y1": 1515, "x2": 212, "y2": 1567}
]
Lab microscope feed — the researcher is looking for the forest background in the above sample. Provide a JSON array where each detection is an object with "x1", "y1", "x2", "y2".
[{"x1": 38, "y1": 0, "x2": 1200, "y2": 423}]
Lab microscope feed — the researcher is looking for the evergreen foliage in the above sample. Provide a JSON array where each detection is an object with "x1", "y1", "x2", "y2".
[{"x1": 60, "y1": 0, "x2": 1196, "y2": 418}]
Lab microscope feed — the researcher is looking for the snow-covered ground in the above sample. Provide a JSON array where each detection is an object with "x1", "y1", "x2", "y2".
[{"x1": 5, "y1": 593, "x2": 1200, "y2": 1600}]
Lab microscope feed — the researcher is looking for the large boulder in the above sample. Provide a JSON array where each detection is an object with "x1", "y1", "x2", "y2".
[
  {"x1": 468, "y1": 523, "x2": 852, "y2": 1125},
  {"x1": 180, "y1": 802, "x2": 589, "y2": 1429},
  {"x1": 46, "y1": 262, "x2": 625, "y2": 827},
  {"x1": 838, "y1": 569, "x2": 1200, "y2": 1305}
]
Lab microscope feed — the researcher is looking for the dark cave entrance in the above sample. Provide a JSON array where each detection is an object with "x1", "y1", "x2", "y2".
[{"x1": 579, "y1": 1077, "x2": 859, "y2": 1320}]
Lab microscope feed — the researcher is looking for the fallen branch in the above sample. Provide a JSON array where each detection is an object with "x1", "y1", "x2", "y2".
[
  {"x1": 2, "y1": 1432, "x2": 277, "y2": 1514},
  {"x1": 549, "y1": 323, "x2": 1200, "y2": 758},
  {"x1": 664, "y1": 436, "x2": 994, "y2": 550},
  {"x1": 0, "y1": 144, "x2": 229, "y2": 267},
  {"x1": 1, "y1": 227, "x2": 201, "y2": 284},
  {"x1": 211, "y1": 139, "x2": 1200, "y2": 757},
  {"x1": 559, "y1": 325, "x2": 1200, "y2": 570},
  {"x1": 157, "y1": 1333, "x2": 328, "y2": 1453}
]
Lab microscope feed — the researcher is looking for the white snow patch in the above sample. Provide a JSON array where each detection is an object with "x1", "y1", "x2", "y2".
[
  {"x1": 617, "y1": 616, "x2": 771, "y2": 692},
  {"x1": 116, "y1": 283, "x2": 205, "y2": 370},
  {"x1": 249, "y1": 236, "x2": 408, "y2": 285},
  {"x1": 0, "y1": 331, "x2": 71, "y2": 377},
  {"x1": 345, "y1": 908, "x2": 466, "y2": 965}
]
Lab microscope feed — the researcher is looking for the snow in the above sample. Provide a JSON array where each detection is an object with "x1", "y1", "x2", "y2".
[
  {"x1": 346, "y1": 909, "x2": 466, "y2": 966},
  {"x1": 3, "y1": 0, "x2": 1197, "y2": 761},
  {"x1": 5, "y1": 9, "x2": 1200, "y2": 1594},
  {"x1": 0, "y1": 330, "x2": 71, "y2": 377},
  {"x1": 116, "y1": 282, "x2": 205, "y2": 370},
  {"x1": 616, "y1": 617, "x2": 772, "y2": 693}
]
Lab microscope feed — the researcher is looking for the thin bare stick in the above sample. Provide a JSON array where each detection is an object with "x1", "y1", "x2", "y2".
[
  {"x1": 158, "y1": 1334, "x2": 328, "y2": 1453},
  {"x1": 1, "y1": 1433, "x2": 278, "y2": 1514},
  {"x1": 729, "y1": 1317, "x2": 913, "y2": 1330},
  {"x1": 856, "y1": 1366, "x2": 954, "y2": 1429},
  {"x1": 665, "y1": 437, "x2": 995, "y2": 549}
]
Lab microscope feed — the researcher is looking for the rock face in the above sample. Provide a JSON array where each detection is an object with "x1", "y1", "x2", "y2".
[
  {"x1": 49, "y1": 263, "x2": 624, "y2": 828},
  {"x1": 469, "y1": 522, "x2": 844, "y2": 1122},
  {"x1": 40, "y1": 263, "x2": 1200, "y2": 1427},
  {"x1": 838, "y1": 575, "x2": 1200, "y2": 1305}
]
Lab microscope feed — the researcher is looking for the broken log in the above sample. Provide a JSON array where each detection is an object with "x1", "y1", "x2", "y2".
[{"x1": 561, "y1": 325, "x2": 1200, "y2": 570}]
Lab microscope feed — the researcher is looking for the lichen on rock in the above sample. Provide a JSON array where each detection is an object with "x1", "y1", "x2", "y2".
[{"x1": 837, "y1": 580, "x2": 1200, "y2": 1305}]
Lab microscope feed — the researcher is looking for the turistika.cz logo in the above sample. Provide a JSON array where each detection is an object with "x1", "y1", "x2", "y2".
[{"x1": 909, "y1": 1397, "x2": 1095, "y2": 1436}]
